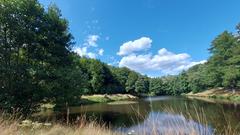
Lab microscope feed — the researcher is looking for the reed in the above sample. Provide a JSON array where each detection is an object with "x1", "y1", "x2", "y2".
[{"x1": 0, "y1": 107, "x2": 239, "y2": 135}]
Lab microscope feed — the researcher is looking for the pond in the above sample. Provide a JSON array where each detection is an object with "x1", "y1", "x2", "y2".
[{"x1": 36, "y1": 96, "x2": 240, "y2": 134}]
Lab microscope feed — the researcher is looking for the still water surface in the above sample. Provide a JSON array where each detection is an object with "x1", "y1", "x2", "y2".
[{"x1": 37, "y1": 96, "x2": 240, "y2": 134}]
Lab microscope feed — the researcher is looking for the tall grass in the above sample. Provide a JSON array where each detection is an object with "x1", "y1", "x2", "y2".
[
  {"x1": 0, "y1": 115, "x2": 121, "y2": 135},
  {"x1": 0, "y1": 107, "x2": 239, "y2": 135}
]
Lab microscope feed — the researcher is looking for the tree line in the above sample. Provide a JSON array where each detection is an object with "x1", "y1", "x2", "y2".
[{"x1": 0, "y1": 0, "x2": 240, "y2": 115}]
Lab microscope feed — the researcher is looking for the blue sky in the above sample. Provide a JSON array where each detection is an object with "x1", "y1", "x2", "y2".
[{"x1": 39, "y1": 0, "x2": 240, "y2": 77}]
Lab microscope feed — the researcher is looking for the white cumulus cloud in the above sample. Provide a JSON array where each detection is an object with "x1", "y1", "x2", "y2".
[
  {"x1": 119, "y1": 47, "x2": 206, "y2": 75},
  {"x1": 117, "y1": 37, "x2": 152, "y2": 56}
]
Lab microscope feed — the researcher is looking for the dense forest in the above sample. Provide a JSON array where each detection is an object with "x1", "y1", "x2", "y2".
[{"x1": 0, "y1": 0, "x2": 240, "y2": 115}]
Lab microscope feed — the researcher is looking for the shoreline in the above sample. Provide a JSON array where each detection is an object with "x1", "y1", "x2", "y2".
[
  {"x1": 81, "y1": 94, "x2": 138, "y2": 104},
  {"x1": 184, "y1": 88, "x2": 240, "y2": 103},
  {"x1": 41, "y1": 94, "x2": 138, "y2": 109}
]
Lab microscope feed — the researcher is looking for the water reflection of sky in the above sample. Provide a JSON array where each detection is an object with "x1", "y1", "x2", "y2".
[
  {"x1": 144, "y1": 96, "x2": 173, "y2": 102},
  {"x1": 118, "y1": 112, "x2": 213, "y2": 135}
]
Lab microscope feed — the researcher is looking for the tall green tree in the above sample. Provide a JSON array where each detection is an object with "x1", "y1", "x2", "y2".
[
  {"x1": 149, "y1": 78, "x2": 164, "y2": 95},
  {"x1": 222, "y1": 66, "x2": 240, "y2": 91},
  {"x1": 125, "y1": 72, "x2": 139, "y2": 94},
  {"x1": 89, "y1": 60, "x2": 105, "y2": 93},
  {"x1": 0, "y1": 0, "x2": 73, "y2": 114},
  {"x1": 112, "y1": 67, "x2": 131, "y2": 92},
  {"x1": 135, "y1": 76, "x2": 149, "y2": 94},
  {"x1": 0, "y1": 0, "x2": 47, "y2": 114}
]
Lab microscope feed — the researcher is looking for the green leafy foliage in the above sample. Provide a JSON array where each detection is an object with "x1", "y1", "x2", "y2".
[
  {"x1": 222, "y1": 66, "x2": 240, "y2": 89},
  {"x1": 125, "y1": 72, "x2": 139, "y2": 94},
  {"x1": 135, "y1": 76, "x2": 149, "y2": 94},
  {"x1": 149, "y1": 78, "x2": 164, "y2": 95}
]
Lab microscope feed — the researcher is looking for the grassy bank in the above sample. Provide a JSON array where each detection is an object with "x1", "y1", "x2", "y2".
[
  {"x1": 41, "y1": 94, "x2": 137, "y2": 109},
  {"x1": 80, "y1": 94, "x2": 137, "y2": 104},
  {"x1": 186, "y1": 88, "x2": 240, "y2": 102}
]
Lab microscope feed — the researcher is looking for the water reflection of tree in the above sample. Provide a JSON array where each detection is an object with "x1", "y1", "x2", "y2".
[
  {"x1": 38, "y1": 101, "x2": 151, "y2": 127},
  {"x1": 74, "y1": 101, "x2": 151, "y2": 127}
]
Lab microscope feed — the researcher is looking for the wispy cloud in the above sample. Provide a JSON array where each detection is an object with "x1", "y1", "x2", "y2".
[
  {"x1": 73, "y1": 47, "x2": 97, "y2": 59},
  {"x1": 98, "y1": 49, "x2": 104, "y2": 56},
  {"x1": 84, "y1": 34, "x2": 100, "y2": 47},
  {"x1": 73, "y1": 34, "x2": 103, "y2": 59}
]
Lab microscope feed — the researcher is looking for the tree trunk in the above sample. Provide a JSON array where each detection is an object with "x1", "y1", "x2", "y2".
[
  {"x1": 232, "y1": 88, "x2": 236, "y2": 94},
  {"x1": 66, "y1": 102, "x2": 69, "y2": 125}
]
